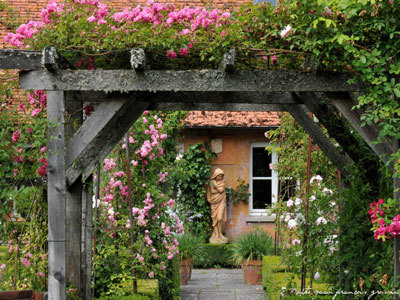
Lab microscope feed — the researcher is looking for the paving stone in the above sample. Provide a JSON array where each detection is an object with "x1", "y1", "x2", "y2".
[{"x1": 180, "y1": 269, "x2": 267, "y2": 300}]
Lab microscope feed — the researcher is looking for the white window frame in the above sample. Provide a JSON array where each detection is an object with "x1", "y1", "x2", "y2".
[{"x1": 249, "y1": 142, "x2": 278, "y2": 215}]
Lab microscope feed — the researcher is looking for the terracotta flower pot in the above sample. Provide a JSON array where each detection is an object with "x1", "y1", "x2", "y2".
[
  {"x1": 180, "y1": 258, "x2": 192, "y2": 285},
  {"x1": 242, "y1": 260, "x2": 263, "y2": 285}
]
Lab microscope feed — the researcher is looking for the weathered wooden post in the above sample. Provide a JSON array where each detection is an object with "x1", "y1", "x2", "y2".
[
  {"x1": 65, "y1": 94, "x2": 83, "y2": 295},
  {"x1": 47, "y1": 90, "x2": 67, "y2": 300}
]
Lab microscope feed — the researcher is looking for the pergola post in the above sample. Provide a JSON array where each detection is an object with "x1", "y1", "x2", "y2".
[
  {"x1": 81, "y1": 175, "x2": 93, "y2": 300},
  {"x1": 47, "y1": 90, "x2": 67, "y2": 300},
  {"x1": 65, "y1": 94, "x2": 83, "y2": 295}
]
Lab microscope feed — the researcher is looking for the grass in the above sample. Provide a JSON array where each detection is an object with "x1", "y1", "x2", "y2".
[{"x1": 268, "y1": 272, "x2": 330, "y2": 300}]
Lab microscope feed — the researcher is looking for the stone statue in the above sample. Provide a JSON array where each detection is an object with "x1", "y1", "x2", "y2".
[{"x1": 207, "y1": 168, "x2": 228, "y2": 244}]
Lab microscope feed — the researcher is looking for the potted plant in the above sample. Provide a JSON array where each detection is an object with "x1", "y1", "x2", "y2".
[
  {"x1": 232, "y1": 229, "x2": 274, "y2": 284},
  {"x1": 177, "y1": 233, "x2": 203, "y2": 285}
]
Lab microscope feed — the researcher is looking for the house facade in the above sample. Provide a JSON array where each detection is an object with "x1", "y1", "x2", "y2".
[{"x1": 184, "y1": 111, "x2": 281, "y2": 240}]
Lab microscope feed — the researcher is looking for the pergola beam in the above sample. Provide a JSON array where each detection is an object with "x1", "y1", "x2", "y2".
[
  {"x1": 326, "y1": 92, "x2": 394, "y2": 166},
  {"x1": 0, "y1": 49, "x2": 42, "y2": 69},
  {"x1": 65, "y1": 94, "x2": 149, "y2": 187},
  {"x1": 19, "y1": 69, "x2": 363, "y2": 92},
  {"x1": 285, "y1": 102, "x2": 353, "y2": 177},
  {"x1": 296, "y1": 92, "x2": 383, "y2": 178},
  {"x1": 66, "y1": 91, "x2": 299, "y2": 104},
  {"x1": 148, "y1": 102, "x2": 306, "y2": 111}
]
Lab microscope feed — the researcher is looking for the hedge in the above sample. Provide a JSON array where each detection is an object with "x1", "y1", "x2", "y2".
[
  {"x1": 193, "y1": 243, "x2": 235, "y2": 268},
  {"x1": 159, "y1": 256, "x2": 180, "y2": 300},
  {"x1": 95, "y1": 295, "x2": 150, "y2": 300}
]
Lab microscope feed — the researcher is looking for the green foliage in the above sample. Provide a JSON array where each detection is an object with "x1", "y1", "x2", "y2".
[
  {"x1": 158, "y1": 257, "x2": 180, "y2": 300},
  {"x1": 94, "y1": 294, "x2": 150, "y2": 300},
  {"x1": 137, "y1": 279, "x2": 159, "y2": 300},
  {"x1": 232, "y1": 229, "x2": 274, "y2": 265},
  {"x1": 225, "y1": 178, "x2": 250, "y2": 205},
  {"x1": 193, "y1": 244, "x2": 235, "y2": 269},
  {"x1": 176, "y1": 233, "x2": 203, "y2": 262},
  {"x1": 266, "y1": 113, "x2": 394, "y2": 295},
  {"x1": 170, "y1": 143, "x2": 215, "y2": 240}
]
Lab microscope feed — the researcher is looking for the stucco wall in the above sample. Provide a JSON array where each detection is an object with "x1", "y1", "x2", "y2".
[{"x1": 183, "y1": 127, "x2": 276, "y2": 242}]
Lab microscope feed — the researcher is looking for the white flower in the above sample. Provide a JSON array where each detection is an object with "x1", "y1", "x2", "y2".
[
  {"x1": 92, "y1": 196, "x2": 100, "y2": 209},
  {"x1": 280, "y1": 215, "x2": 285, "y2": 221},
  {"x1": 295, "y1": 213, "x2": 305, "y2": 224},
  {"x1": 310, "y1": 195, "x2": 316, "y2": 202},
  {"x1": 310, "y1": 175, "x2": 323, "y2": 184},
  {"x1": 316, "y1": 216, "x2": 327, "y2": 225},
  {"x1": 288, "y1": 219, "x2": 298, "y2": 229},
  {"x1": 323, "y1": 188, "x2": 333, "y2": 195},
  {"x1": 284, "y1": 213, "x2": 292, "y2": 223},
  {"x1": 329, "y1": 246, "x2": 337, "y2": 255},
  {"x1": 344, "y1": 270, "x2": 349, "y2": 275},
  {"x1": 175, "y1": 153, "x2": 183, "y2": 161},
  {"x1": 287, "y1": 198, "x2": 294, "y2": 207},
  {"x1": 295, "y1": 198, "x2": 302, "y2": 206},
  {"x1": 280, "y1": 24, "x2": 292, "y2": 38},
  {"x1": 314, "y1": 272, "x2": 321, "y2": 281},
  {"x1": 292, "y1": 239, "x2": 301, "y2": 246},
  {"x1": 329, "y1": 201, "x2": 336, "y2": 207},
  {"x1": 295, "y1": 250, "x2": 302, "y2": 257}
]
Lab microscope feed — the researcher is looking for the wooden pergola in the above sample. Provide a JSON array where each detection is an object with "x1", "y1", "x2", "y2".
[{"x1": 0, "y1": 47, "x2": 398, "y2": 300}]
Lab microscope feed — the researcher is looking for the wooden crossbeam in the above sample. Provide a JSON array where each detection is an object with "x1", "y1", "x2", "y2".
[
  {"x1": 65, "y1": 94, "x2": 149, "y2": 187},
  {"x1": 296, "y1": 92, "x2": 382, "y2": 178},
  {"x1": 284, "y1": 103, "x2": 353, "y2": 177},
  {"x1": 219, "y1": 49, "x2": 235, "y2": 73},
  {"x1": 0, "y1": 50, "x2": 42, "y2": 69},
  {"x1": 42, "y1": 47, "x2": 73, "y2": 72},
  {"x1": 130, "y1": 48, "x2": 146, "y2": 71},
  {"x1": 326, "y1": 92, "x2": 394, "y2": 166},
  {"x1": 65, "y1": 91, "x2": 299, "y2": 104},
  {"x1": 148, "y1": 102, "x2": 306, "y2": 111},
  {"x1": 19, "y1": 69, "x2": 363, "y2": 92}
]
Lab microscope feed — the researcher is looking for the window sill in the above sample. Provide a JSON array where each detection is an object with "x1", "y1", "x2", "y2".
[{"x1": 245, "y1": 215, "x2": 276, "y2": 223}]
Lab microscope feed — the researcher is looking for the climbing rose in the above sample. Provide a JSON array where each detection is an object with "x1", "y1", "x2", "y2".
[
  {"x1": 179, "y1": 48, "x2": 189, "y2": 57},
  {"x1": 280, "y1": 24, "x2": 292, "y2": 38},
  {"x1": 166, "y1": 50, "x2": 177, "y2": 59}
]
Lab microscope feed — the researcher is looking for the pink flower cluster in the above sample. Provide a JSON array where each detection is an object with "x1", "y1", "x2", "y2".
[
  {"x1": 369, "y1": 199, "x2": 400, "y2": 241},
  {"x1": 134, "y1": 115, "x2": 167, "y2": 164},
  {"x1": 5, "y1": 21, "x2": 44, "y2": 48},
  {"x1": 37, "y1": 157, "x2": 47, "y2": 176},
  {"x1": 27, "y1": 90, "x2": 47, "y2": 117},
  {"x1": 104, "y1": 158, "x2": 116, "y2": 171},
  {"x1": 158, "y1": 171, "x2": 168, "y2": 182}
]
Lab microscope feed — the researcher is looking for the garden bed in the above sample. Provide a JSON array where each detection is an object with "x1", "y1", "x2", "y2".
[{"x1": 262, "y1": 256, "x2": 330, "y2": 299}]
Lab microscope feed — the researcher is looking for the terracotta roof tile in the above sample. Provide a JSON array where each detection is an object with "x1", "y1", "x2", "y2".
[{"x1": 185, "y1": 111, "x2": 280, "y2": 128}]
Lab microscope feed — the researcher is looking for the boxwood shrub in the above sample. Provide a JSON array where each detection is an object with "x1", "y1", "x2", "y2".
[{"x1": 193, "y1": 243, "x2": 236, "y2": 269}]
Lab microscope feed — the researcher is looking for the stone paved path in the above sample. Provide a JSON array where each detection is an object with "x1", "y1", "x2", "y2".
[{"x1": 180, "y1": 269, "x2": 267, "y2": 300}]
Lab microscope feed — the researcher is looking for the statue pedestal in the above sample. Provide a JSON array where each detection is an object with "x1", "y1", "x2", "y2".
[{"x1": 209, "y1": 236, "x2": 229, "y2": 244}]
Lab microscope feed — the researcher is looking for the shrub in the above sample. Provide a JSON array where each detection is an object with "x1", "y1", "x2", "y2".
[
  {"x1": 158, "y1": 256, "x2": 180, "y2": 300},
  {"x1": 95, "y1": 295, "x2": 150, "y2": 300},
  {"x1": 177, "y1": 233, "x2": 203, "y2": 262},
  {"x1": 232, "y1": 230, "x2": 274, "y2": 265},
  {"x1": 262, "y1": 256, "x2": 285, "y2": 291},
  {"x1": 193, "y1": 244, "x2": 235, "y2": 269}
]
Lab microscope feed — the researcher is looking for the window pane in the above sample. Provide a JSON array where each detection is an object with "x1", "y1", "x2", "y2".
[
  {"x1": 253, "y1": 179, "x2": 271, "y2": 209},
  {"x1": 279, "y1": 179, "x2": 296, "y2": 201},
  {"x1": 253, "y1": 147, "x2": 271, "y2": 177}
]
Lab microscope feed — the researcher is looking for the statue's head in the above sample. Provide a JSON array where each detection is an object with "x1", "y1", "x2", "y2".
[{"x1": 211, "y1": 168, "x2": 224, "y2": 181}]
